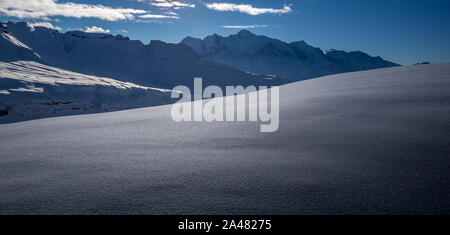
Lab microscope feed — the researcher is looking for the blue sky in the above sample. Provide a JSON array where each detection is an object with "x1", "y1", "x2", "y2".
[{"x1": 1, "y1": 0, "x2": 450, "y2": 65}]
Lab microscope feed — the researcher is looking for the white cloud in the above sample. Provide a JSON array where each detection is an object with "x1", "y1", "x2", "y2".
[
  {"x1": 221, "y1": 25, "x2": 268, "y2": 29},
  {"x1": 135, "y1": 19, "x2": 159, "y2": 23},
  {"x1": 165, "y1": 11, "x2": 178, "y2": 16},
  {"x1": 0, "y1": 0, "x2": 147, "y2": 21},
  {"x1": 133, "y1": 1, "x2": 193, "y2": 20},
  {"x1": 205, "y1": 3, "x2": 291, "y2": 15},
  {"x1": 139, "y1": 14, "x2": 180, "y2": 19},
  {"x1": 151, "y1": 1, "x2": 195, "y2": 8},
  {"x1": 84, "y1": 26, "x2": 111, "y2": 33},
  {"x1": 28, "y1": 21, "x2": 62, "y2": 31},
  {"x1": 138, "y1": 0, "x2": 195, "y2": 9}
]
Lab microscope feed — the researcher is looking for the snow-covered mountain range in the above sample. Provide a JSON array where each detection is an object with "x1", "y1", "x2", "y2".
[
  {"x1": 0, "y1": 22, "x2": 286, "y2": 89},
  {"x1": 1, "y1": 21, "x2": 399, "y2": 123},
  {"x1": 181, "y1": 30, "x2": 400, "y2": 81},
  {"x1": 0, "y1": 21, "x2": 287, "y2": 122}
]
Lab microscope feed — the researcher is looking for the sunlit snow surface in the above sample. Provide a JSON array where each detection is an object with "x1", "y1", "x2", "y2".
[
  {"x1": 0, "y1": 64, "x2": 449, "y2": 214},
  {"x1": 0, "y1": 61, "x2": 171, "y2": 90},
  {"x1": 0, "y1": 61, "x2": 174, "y2": 123}
]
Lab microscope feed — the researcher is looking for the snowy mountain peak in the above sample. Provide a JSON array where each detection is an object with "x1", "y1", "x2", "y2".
[
  {"x1": 180, "y1": 36, "x2": 204, "y2": 54},
  {"x1": 0, "y1": 29, "x2": 43, "y2": 62},
  {"x1": 324, "y1": 49, "x2": 337, "y2": 54},
  {"x1": 204, "y1": 33, "x2": 220, "y2": 40},
  {"x1": 290, "y1": 40, "x2": 310, "y2": 48},
  {"x1": 64, "y1": 30, "x2": 118, "y2": 40},
  {"x1": 181, "y1": 31, "x2": 400, "y2": 81},
  {"x1": 236, "y1": 30, "x2": 256, "y2": 38},
  {"x1": 7, "y1": 21, "x2": 31, "y2": 30},
  {"x1": 149, "y1": 39, "x2": 168, "y2": 46}
]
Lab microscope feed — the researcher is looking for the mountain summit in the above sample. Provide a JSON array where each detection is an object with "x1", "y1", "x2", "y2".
[
  {"x1": 181, "y1": 31, "x2": 400, "y2": 81},
  {"x1": 236, "y1": 30, "x2": 256, "y2": 38}
]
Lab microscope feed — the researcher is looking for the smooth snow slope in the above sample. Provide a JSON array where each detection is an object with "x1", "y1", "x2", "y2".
[
  {"x1": 0, "y1": 64, "x2": 449, "y2": 214},
  {"x1": 0, "y1": 61, "x2": 174, "y2": 123}
]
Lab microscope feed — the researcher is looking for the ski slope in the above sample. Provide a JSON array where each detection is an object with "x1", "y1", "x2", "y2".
[{"x1": 0, "y1": 63, "x2": 449, "y2": 214}]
